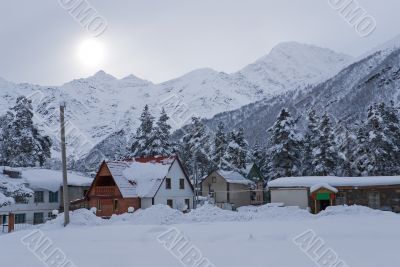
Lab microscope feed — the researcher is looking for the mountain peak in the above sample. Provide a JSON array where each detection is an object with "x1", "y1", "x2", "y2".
[
  {"x1": 120, "y1": 74, "x2": 153, "y2": 86},
  {"x1": 90, "y1": 70, "x2": 117, "y2": 81},
  {"x1": 236, "y1": 42, "x2": 353, "y2": 95}
]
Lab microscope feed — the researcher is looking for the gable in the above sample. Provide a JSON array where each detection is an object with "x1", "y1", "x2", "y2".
[
  {"x1": 202, "y1": 171, "x2": 226, "y2": 186},
  {"x1": 86, "y1": 162, "x2": 123, "y2": 198},
  {"x1": 153, "y1": 158, "x2": 194, "y2": 197}
]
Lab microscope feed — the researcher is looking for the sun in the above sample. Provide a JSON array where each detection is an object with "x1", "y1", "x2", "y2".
[{"x1": 76, "y1": 38, "x2": 105, "y2": 68}]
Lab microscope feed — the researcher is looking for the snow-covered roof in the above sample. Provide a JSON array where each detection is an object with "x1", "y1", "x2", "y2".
[
  {"x1": 1, "y1": 167, "x2": 92, "y2": 192},
  {"x1": 22, "y1": 169, "x2": 93, "y2": 192},
  {"x1": 106, "y1": 157, "x2": 175, "y2": 198},
  {"x1": 310, "y1": 183, "x2": 338, "y2": 193},
  {"x1": 268, "y1": 176, "x2": 400, "y2": 189},
  {"x1": 216, "y1": 170, "x2": 254, "y2": 185}
]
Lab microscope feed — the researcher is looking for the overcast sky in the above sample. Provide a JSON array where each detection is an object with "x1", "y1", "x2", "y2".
[{"x1": 1, "y1": 0, "x2": 400, "y2": 86}]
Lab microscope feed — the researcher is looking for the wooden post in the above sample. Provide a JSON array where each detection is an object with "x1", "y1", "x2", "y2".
[
  {"x1": 60, "y1": 103, "x2": 70, "y2": 226},
  {"x1": 8, "y1": 213, "x2": 14, "y2": 233}
]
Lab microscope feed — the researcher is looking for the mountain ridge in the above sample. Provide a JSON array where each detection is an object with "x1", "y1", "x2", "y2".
[{"x1": 0, "y1": 42, "x2": 353, "y2": 161}]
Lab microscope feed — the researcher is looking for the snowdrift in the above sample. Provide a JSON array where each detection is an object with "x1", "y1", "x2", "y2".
[{"x1": 40, "y1": 203, "x2": 397, "y2": 230}]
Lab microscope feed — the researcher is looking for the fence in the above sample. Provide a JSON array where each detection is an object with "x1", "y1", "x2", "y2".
[{"x1": 1, "y1": 212, "x2": 55, "y2": 234}]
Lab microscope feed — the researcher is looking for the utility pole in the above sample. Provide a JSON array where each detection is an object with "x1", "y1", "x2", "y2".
[
  {"x1": 193, "y1": 156, "x2": 198, "y2": 209},
  {"x1": 60, "y1": 102, "x2": 70, "y2": 226}
]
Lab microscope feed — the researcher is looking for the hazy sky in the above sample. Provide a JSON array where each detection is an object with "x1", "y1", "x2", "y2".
[{"x1": 1, "y1": 0, "x2": 400, "y2": 85}]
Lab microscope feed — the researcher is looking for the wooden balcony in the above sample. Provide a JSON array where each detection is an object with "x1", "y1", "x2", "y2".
[{"x1": 95, "y1": 186, "x2": 118, "y2": 196}]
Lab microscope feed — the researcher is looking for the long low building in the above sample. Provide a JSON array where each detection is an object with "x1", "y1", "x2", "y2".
[
  {"x1": 0, "y1": 167, "x2": 92, "y2": 230},
  {"x1": 267, "y1": 176, "x2": 400, "y2": 213}
]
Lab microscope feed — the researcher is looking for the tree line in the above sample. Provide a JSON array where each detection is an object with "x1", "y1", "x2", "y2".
[
  {"x1": 265, "y1": 101, "x2": 400, "y2": 180},
  {"x1": 128, "y1": 101, "x2": 400, "y2": 180},
  {"x1": 126, "y1": 105, "x2": 252, "y2": 177}
]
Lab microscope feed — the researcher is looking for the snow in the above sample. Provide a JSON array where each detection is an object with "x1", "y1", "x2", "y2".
[
  {"x1": 0, "y1": 42, "x2": 352, "y2": 160},
  {"x1": 1, "y1": 204, "x2": 399, "y2": 266},
  {"x1": 21, "y1": 168, "x2": 93, "y2": 192},
  {"x1": 0, "y1": 192, "x2": 14, "y2": 207},
  {"x1": 106, "y1": 158, "x2": 174, "y2": 198},
  {"x1": 216, "y1": 170, "x2": 254, "y2": 185},
  {"x1": 310, "y1": 183, "x2": 338, "y2": 193},
  {"x1": 268, "y1": 175, "x2": 400, "y2": 189}
]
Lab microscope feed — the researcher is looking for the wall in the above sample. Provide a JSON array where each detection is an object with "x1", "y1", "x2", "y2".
[
  {"x1": 229, "y1": 183, "x2": 252, "y2": 208},
  {"x1": 0, "y1": 188, "x2": 60, "y2": 224},
  {"x1": 153, "y1": 160, "x2": 194, "y2": 210},
  {"x1": 201, "y1": 172, "x2": 252, "y2": 209},
  {"x1": 88, "y1": 198, "x2": 140, "y2": 217},
  {"x1": 141, "y1": 197, "x2": 153, "y2": 209},
  {"x1": 201, "y1": 172, "x2": 228, "y2": 204},
  {"x1": 60, "y1": 185, "x2": 90, "y2": 209},
  {"x1": 270, "y1": 188, "x2": 309, "y2": 209},
  {"x1": 336, "y1": 186, "x2": 400, "y2": 212}
]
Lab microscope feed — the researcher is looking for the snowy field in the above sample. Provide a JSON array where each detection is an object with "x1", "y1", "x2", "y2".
[{"x1": 1, "y1": 205, "x2": 399, "y2": 267}]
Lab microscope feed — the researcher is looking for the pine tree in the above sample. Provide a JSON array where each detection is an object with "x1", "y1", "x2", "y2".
[
  {"x1": 130, "y1": 105, "x2": 155, "y2": 157},
  {"x1": 351, "y1": 125, "x2": 370, "y2": 176},
  {"x1": 313, "y1": 113, "x2": 337, "y2": 176},
  {"x1": 335, "y1": 125, "x2": 356, "y2": 176},
  {"x1": 302, "y1": 108, "x2": 320, "y2": 175},
  {"x1": 267, "y1": 109, "x2": 302, "y2": 180},
  {"x1": 251, "y1": 142, "x2": 265, "y2": 173},
  {"x1": 0, "y1": 96, "x2": 51, "y2": 167},
  {"x1": 150, "y1": 108, "x2": 172, "y2": 156},
  {"x1": 357, "y1": 103, "x2": 398, "y2": 175},
  {"x1": 212, "y1": 122, "x2": 227, "y2": 168},
  {"x1": 235, "y1": 128, "x2": 248, "y2": 170},
  {"x1": 224, "y1": 129, "x2": 248, "y2": 172},
  {"x1": 381, "y1": 101, "x2": 400, "y2": 174},
  {"x1": 179, "y1": 117, "x2": 212, "y2": 176}
]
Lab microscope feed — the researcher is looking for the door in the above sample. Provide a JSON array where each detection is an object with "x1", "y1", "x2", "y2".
[
  {"x1": 319, "y1": 200, "x2": 331, "y2": 211},
  {"x1": 1, "y1": 215, "x2": 8, "y2": 233}
]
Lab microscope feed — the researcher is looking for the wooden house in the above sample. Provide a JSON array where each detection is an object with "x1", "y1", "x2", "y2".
[
  {"x1": 267, "y1": 176, "x2": 400, "y2": 213},
  {"x1": 75, "y1": 156, "x2": 194, "y2": 217}
]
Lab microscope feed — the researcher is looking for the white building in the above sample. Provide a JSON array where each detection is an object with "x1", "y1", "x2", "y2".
[{"x1": 0, "y1": 168, "x2": 92, "y2": 228}]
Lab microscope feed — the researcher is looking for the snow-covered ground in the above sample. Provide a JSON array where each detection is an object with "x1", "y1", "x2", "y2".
[{"x1": 1, "y1": 205, "x2": 399, "y2": 267}]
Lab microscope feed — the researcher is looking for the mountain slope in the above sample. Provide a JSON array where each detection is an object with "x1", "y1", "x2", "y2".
[
  {"x1": 0, "y1": 42, "x2": 352, "y2": 161},
  {"x1": 236, "y1": 42, "x2": 351, "y2": 94},
  {"x1": 199, "y1": 44, "x2": 400, "y2": 148}
]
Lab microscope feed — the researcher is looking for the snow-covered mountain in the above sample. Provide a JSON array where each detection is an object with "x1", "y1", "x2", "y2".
[
  {"x1": 0, "y1": 42, "x2": 352, "y2": 161},
  {"x1": 236, "y1": 42, "x2": 351, "y2": 94},
  {"x1": 199, "y1": 35, "x2": 400, "y2": 147}
]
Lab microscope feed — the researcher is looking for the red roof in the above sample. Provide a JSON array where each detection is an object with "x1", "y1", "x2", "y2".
[{"x1": 124, "y1": 156, "x2": 176, "y2": 164}]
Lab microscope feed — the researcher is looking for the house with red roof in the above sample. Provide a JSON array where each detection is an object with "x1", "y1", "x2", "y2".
[{"x1": 74, "y1": 156, "x2": 194, "y2": 217}]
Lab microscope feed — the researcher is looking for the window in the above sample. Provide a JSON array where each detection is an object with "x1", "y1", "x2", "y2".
[
  {"x1": 15, "y1": 196, "x2": 29, "y2": 204},
  {"x1": 212, "y1": 177, "x2": 217, "y2": 183},
  {"x1": 97, "y1": 200, "x2": 102, "y2": 211},
  {"x1": 167, "y1": 199, "x2": 173, "y2": 208},
  {"x1": 83, "y1": 190, "x2": 88, "y2": 197},
  {"x1": 166, "y1": 178, "x2": 172, "y2": 189},
  {"x1": 368, "y1": 191, "x2": 380, "y2": 209},
  {"x1": 33, "y1": 213, "x2": 44, "y2": 225},
  {"x1": 15, "y1": 214, "x2": 26, "y2": 224},
  {"x1": 49, "y1": 191, "x2": 58, "y2": 203},
  {"x1": 34, "y1": 191, "x2": 44, "y2": 203},
  {"x1": 113, "y1": 199, "x2": 119, "y2": 212},
  {"x1": 179, "y1": 179, "x2": 185, "y2": 190},
  {"x1": 185, "y1": 199, "x2": 190, "y2": 209}
]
